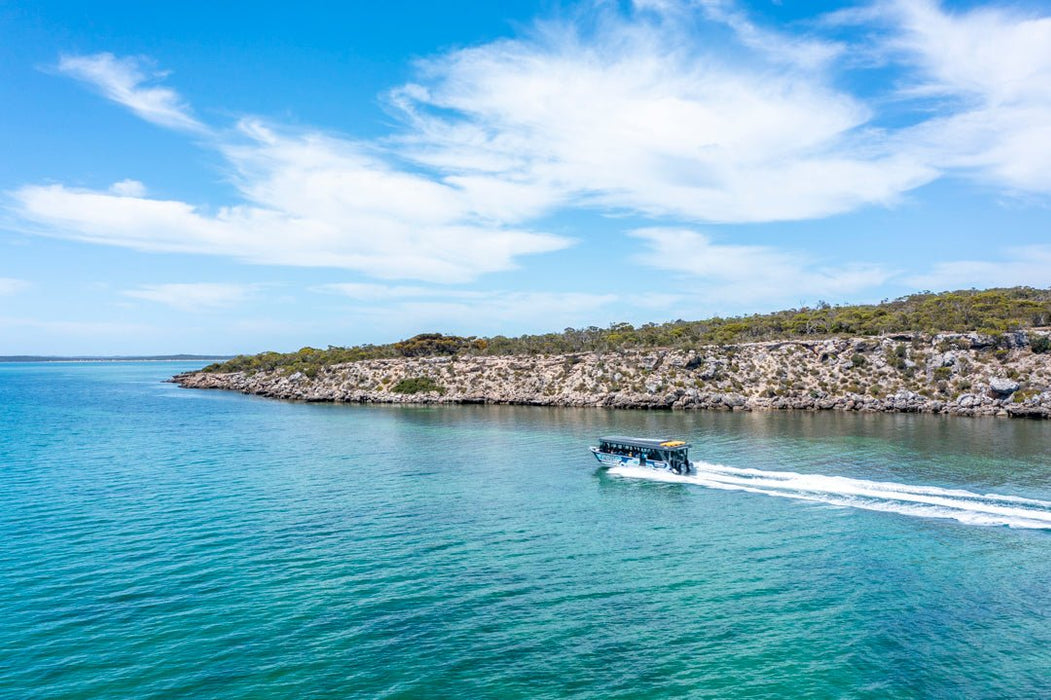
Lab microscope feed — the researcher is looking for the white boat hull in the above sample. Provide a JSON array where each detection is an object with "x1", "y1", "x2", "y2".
[{"x1": 590, "y1": 447, "x2": 689, "y2": 473}]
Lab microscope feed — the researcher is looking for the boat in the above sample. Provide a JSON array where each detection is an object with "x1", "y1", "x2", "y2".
[{"x1": 590, "y1": 436, "x2": 692, "y2": 474}]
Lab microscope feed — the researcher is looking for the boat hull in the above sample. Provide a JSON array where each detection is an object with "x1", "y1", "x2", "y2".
[{"x1": 590, "y1": 447, "x2": 690, "y2": 474}]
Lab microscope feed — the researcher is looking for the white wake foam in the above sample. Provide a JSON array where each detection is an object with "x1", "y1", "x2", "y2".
[{"x1": 608, "y1": 462, "x2": 1051, "y2": 529}]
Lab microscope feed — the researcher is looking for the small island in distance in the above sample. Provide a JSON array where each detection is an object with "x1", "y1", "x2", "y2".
[
  {"x1": 175, "y1": 287, "x2": 1051, "y2": 418},
  {"x1": 2, "y1": 354, "x2": 233, "y2": 363}
]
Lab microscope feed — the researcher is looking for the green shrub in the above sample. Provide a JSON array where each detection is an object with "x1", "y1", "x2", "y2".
[
  {"x1": 391, "y1": 377, "x2": 445, "y2": 394},
  {"x1": 394, "y1": 333, "x2": 470, "y2": 357},
  {"x1": 200, "y1": 287, "x2": 1051, "y2": 373},
  {"x1": 885, "y1": 350, "x2": 907, "y2": 370},
  {"x1": 1013, "y1": 388, "x2": 1041, "y2": 402}
]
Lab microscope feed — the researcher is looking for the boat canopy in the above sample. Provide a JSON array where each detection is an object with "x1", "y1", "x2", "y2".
[{"x1": 598, "y1": 436, "x2": 690, "y2": 452}]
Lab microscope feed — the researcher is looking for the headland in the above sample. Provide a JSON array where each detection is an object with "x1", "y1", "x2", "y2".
[{"x1": 174, "y1": 329, "x2": 1051, "y2": 418}]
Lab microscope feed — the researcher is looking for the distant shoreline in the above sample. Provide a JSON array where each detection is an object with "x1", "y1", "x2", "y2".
[{"x1": 0, "y1": 355, "x2": 232, "y2": 363}]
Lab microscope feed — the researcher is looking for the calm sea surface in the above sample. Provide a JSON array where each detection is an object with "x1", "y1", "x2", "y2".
[{"x1": 2, "y1": 362, "x2": 1050, "y2": 698}]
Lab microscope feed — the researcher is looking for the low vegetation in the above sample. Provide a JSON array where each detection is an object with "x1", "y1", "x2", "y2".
[
  {"x1": 391, "y1": 376, "x2": 445, "y2": 395},
  {"x1": 203, "y1": 287, "x2": 1051, "y2": 375}
]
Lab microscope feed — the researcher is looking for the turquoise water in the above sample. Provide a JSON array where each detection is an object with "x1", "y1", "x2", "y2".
[{"x1": 2, "y1": 362, "x2": 1050, "y2": 698}]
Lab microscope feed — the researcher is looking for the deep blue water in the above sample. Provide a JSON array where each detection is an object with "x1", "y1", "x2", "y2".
[{"x1": 1, "y1": 362, "x2": 1050, "y2": 698}]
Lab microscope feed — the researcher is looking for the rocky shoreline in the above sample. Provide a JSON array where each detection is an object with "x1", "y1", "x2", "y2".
[{"x1": 173, "y1": 330, "x2": 1051, "y2": 418}]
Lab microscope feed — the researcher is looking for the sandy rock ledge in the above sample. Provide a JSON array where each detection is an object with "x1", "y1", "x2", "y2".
[{"x1": 173, "y1": 331, "x2": 1051, "y2": 418}]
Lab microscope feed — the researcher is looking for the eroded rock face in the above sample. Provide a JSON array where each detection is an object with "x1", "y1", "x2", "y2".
[
  {"x1": 172, "y1": 330, "x2": 1051, "y2": 418},
  {"x1": 988, "y1": 377, "x2": 1020, "y2": 397}
]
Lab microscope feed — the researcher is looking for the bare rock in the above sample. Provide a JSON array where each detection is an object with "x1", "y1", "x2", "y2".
[
  {"x1": 988, "y1": 377, "x2": 1020, "y2": 398},
  {"x1": 683, "y1": 354, "x2": 704, "y2": 370},
  {"x1": 697, "y1": 362, "x2": 722, "y2": 380},
  {"x1": 172, "y1": 329, "x2": 1051, "y2": 419},
  {"x1": 722, "y1": 393, "x2": 746, "y2": 408}
]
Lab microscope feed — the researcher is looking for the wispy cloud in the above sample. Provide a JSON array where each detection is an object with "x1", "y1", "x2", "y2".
[
  {"x1": 11, "y1": 116, "x2": 572, "y2": 283},
  {"x1": 631, "y1": 228, "x2": 894, "y2": 305},
  {"x1": 56, "y1": 53, "x2": 206, "y2": 133},
  {"x1": 315, "y1": 282, "x2": 447, "y2": 301},
  {"x1": 391, "y1": 4, "x2": 935, "y2": 224},
  {"x1": 392, "y1": 292, "x2": 621, "y2": 327},
  {"x1": 109, "y1": 179, "x2": 147, "y2": 197},
  {"x1": 0, "y1": 278, "x2": 30, "y2": 296},
  {"x1": 695, "y1": 0, "x2": 846, "y2": 69},
  {"x1": 850, "y1": 0, "x2": 1051, "y2": 195},
  {"x1": 632, "y1": 227, "x2": 1051, "y2": 308},
  {"x1": 317, "y1": 283, "x2": 638, "y2": 333},
  {"x1": 11, "y1": 0, "x2": 1051, "y2": 305},
  {"x1": 906, "y1": 245, "x2": 1051, "y2": 291},
  {"x1": 123, "y1": 283, "x2": 257, "y2": 311},
  {"x1": 319, "y1": 282, "x2": 619, "y2": 311}
]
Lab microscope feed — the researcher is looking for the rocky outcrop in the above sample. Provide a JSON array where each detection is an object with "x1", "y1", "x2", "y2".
[
  {"x1": 988, "y1": 376, "x2": 1020, "y2": 397},
  {"x1": 172, "y1": 330, "x2": 1051, "y2": 418}
]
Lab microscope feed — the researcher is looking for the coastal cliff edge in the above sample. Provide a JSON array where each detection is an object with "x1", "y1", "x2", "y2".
[{"x1": 174, "y1": 330, "x2": 1051, "y2": 418}]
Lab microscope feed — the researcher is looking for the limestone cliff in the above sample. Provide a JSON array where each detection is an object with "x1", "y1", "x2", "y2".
[{"x1": 173, "y1": 330, "x2": 1051, "y2": 418}]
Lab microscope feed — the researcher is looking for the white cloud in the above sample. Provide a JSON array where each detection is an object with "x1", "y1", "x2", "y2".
[
  {"x1": 906, "y1": 245, "x2": 1051, "y2": 291},
  {"x1": 630, "y1": 227, "x2": 894, "y2": 304},
  {"x1": 123, "y1": 283, "x2": 257, "y2": 311},
  {"x1": 394, "y1": 291, "x2": 620, "y2": 326},
  {"x1": 866, "y1": 0, "x2": 1051, "y2": 194},
  {"x1": 695, "y1": 0, "x2": 846, "y2": 69},
  {"x1": 316, "y1": 283, "x2": 444, "y2": 301},
  {"x1": 57, "y1": 53, "x2": 205, "y2": 133},
  {"x1": 317, "y1": 282, "x2": 639, "y2": 334},
  {"x1": 887, "y1": 0, "x2": 1051, "y2": 106},
  {"x1": 24, "y1": 55, "x2": 573, "y2": 284},
  {"x1": 633, "y1": 227, "x2": 1051, "y2": 309},
  {"x1": 11, "y1": 119, "x2": 571, "y2": 283},
  {"x1": 390, "y1": 4, "x2": 936, "y2": 223},
  {"x1": 109, "y1": 179, "x2": 147, "y2": 197},
  {"x1": 0, "y1": 278, "x2": 29, "y2": 296},
  {"x1": 387, "y1": 0, "x2": 1051, "y2": 221},
  {"x1": 320, "y1": 282, "x2": 618, "y2": 313},
  {"x1": 13, "y1": 1, "x2": 1051, "y2": 301}
]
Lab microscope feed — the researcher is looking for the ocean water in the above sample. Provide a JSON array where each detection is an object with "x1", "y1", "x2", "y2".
[{"x1": 1, "y1": 362, "x2": 1050, "y2": 699}]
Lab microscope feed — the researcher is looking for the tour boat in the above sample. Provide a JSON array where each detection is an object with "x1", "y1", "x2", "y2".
[{"x1": 590, "y1": 436, "x2": 692, "y2": 474}]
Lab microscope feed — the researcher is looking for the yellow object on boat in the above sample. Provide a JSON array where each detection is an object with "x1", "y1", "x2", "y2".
[{"x1": 660, "y1": 440, "x2": 686, "y2": 447}]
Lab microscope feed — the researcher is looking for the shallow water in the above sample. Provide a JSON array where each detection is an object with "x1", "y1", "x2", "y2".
[{"x1": 2, "y1": 362, "x2": 1049, "y2": 698}]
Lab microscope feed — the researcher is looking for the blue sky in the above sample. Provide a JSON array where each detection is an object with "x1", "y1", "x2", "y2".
[{"x1": 1, "y1": 0, "x2": 1049, "y2": 355}]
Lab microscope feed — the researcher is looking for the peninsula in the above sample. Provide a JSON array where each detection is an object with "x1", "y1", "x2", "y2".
[{"x1": 173, "y1": 288, "x2": 1051, "y2": 418}]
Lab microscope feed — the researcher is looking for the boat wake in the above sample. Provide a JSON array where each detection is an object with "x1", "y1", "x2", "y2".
[{"x1": 608, "y1": 462, "x2": 1051, "y2": 529}]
